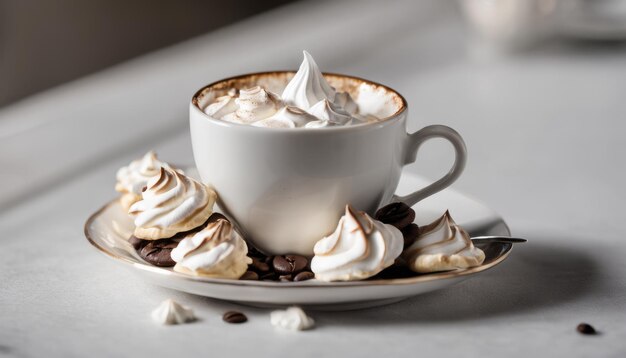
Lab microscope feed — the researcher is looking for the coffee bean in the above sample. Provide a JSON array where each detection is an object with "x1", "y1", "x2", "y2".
[
  {"x1": 247, "y1": 244, "x2": 265, "y2": 258},
  {"x1": 279, "y1": 274, "x2": 293, "y2": 282},
  {"x1": 138, "y1": 239, "x2": 180, "y2": 267},
  {"x1": 293, "y1": 271, "x2": 315, "y2": 282},
  {"x1": 250, "y1": 257, "x2": 270, "y2": 273},
  {"x1": 577, "y1": 323, "x2": 596, "y2": 335},
  {"x1": 401, "y1": 223, "x2": 420, "y2": 247},
  {"x1": 375, "y1": 202, "x2": 415, "y2": 229},
  {"x1": 128, "y1": 236, "x2": 148, "y2": 250},
  {"x1": 273, "y1": 255, "x2": 308, "y2": 275},
  {"x1": 222, "y1": 311, "x2": 247, "y2": 324},
  {"x1": 239, "y1": 271, "x2": 259, "y2": 280},
  {"x1": 259, "y1": 272, "x2": 277, "y2": 281}
]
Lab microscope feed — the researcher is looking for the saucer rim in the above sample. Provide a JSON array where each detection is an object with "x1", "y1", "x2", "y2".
[{"x1": 85, "y1": 198, "x2": 513, "y2": 289}]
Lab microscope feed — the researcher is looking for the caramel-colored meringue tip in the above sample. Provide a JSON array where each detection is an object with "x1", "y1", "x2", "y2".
[{"x1": 344, "y1": 204, "x2": 358, "y2": 216}]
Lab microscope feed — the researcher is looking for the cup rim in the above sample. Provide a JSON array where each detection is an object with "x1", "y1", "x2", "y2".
[{"x1": 190, "y1": 71, "x2": 408, "y2": 132}]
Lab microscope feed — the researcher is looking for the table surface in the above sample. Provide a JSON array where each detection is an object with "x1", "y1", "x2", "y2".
[{"x1": 1, "y1": 1, "x2": 625, "y2": 357}]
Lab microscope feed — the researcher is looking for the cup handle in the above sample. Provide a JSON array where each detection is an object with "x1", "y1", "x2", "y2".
[{"x1": 392, "y1": 125, "x2": 467, "y2": 207}]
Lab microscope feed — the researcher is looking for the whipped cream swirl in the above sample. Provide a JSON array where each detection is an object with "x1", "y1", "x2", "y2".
[
  {"x1": 171, "y1": 218, "x2": 252, "y2": 279},
  {"x1": 204, "y1": 94, "x2": 238, "y2": 118},
  {"x1": 311, "y1": 205, "x2": 403, "y2": 281},
  {"x1": 151, "y1": 299, "x2": 196, "y2": 325},
  {"x1": 115, "y1": 151, "x2": 179, "y2": 211},
  {"x1": 129, "y1": 167, "x2": 216, "y2": 239},
  {"x1": 281, "y1": 50, "x2": 336, "y2": 110},
  {"x1": 402, "y1": 211, "x2": 485, "y2": 273},
  {"x1": 270, "y1": 306, "x2": 315, "y2": 331},
  {"x1": 222, "y1": 86, "x2": 281, "y2": 124},
  {"x1": 305, "y1": 99, "x2": 356, "y2": 128},
  {"x1": 253, "y1": 106, "x2": 318, "y2": 128},
  {"x1": 203, "y1": 51, "x2": 367, "y2": 128}
]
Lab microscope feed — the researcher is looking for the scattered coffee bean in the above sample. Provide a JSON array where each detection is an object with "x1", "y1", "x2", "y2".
[
  {"x1": 293, "y1": 271, "x2": 315, "y2": 282},
  {"x1": 222, "y1": 311, "x2": 247, "y2": 324},
  {"x1": 128, "y1": 236, "x2": 148, "y2": 250},
  {"x1": 577, "y1": 323, "x2": 596, "y2": 335},
  {"x1": 239, "y1": 271, "x2": 259, "y2": 280},
  {"x1": 138, "y1": 239, "x2": 180, "y2": 267},
  {"x1": 279, "y1": 274, "x2": 293, "y2": 282},
  {"x1": 259, "y1": 272, "x2": 277, "y2": 281},
  {"x1": 401, "y1": 223, "x2": 420, "y2": 247},
  {"x1": 273, "y1": 255, "x2": 308, "y2": 275},
  {"x1": 375, "y1": 202, "x2": 416, "y2": 229},
  {"x1": 250, "y1": 257, "x2": 270, "y2": 273}
]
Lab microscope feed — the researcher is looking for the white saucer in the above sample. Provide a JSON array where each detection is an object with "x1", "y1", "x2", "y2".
[{"x1": 85, "y1": 171, "x2": 513, "y2": 310}]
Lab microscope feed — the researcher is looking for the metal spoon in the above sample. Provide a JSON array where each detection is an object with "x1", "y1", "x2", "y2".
[{"x1": 471, "y1": 236, "x2": 527, "y2": 244}]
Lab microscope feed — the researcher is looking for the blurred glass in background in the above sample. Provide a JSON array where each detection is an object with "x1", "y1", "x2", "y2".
[{"x1": 460, "y1": 0, "x2": 626, "y2": 56}]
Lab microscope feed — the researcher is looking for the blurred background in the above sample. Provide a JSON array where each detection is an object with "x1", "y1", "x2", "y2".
[
  {"x1": 0, "y1": 0, "x2": 294, "y2": 106},
  {"x1": 1, "y1": 0, "x2": 626, "y2": 233}
]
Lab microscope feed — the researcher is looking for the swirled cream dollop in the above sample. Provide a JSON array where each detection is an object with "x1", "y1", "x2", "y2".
[
  {"x1": 170, "y1": 218, "x2": 252, "y2": 279},
  {"x1": 281, "y1": 50, "x2": 336, "y2": 110},
  {"x1": 311, "y1": 205, "x2": 403, "y2": 281},
  {"x1": 305, "y1": 99, "x2": 356, "y2": 128},
  {"x1": 222, "y1": 86, "x2": 281, "y2": 124},
  {"x1": 151, "y1": 299, "x2": 196, "y2": 325},
  {"x1": 129, "y1": 167, "x2": 216, "y2": 240},
  {"x1": 402, "y1": 211, "x2": 485, "y2": 273},
  {"x1": 270, "y1": 306, "x2": 315, "y2": 331},
  {"x1": 253, "y1": 106, "x2": 318, "y2": 128},
  {"x1": 115, "y1": 151, "x2": 179, "y2": 211},
  {"x1": 203, "y1": 51, "x2": 369, "y2": 128},
  {"x1": 204, "y1": 94, "x2": 238, "y2": 118}
]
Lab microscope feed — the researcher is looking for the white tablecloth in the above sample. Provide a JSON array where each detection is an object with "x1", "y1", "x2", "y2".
[{"x1": 1, "y1": 1, "x2": 624, "y2": 357}]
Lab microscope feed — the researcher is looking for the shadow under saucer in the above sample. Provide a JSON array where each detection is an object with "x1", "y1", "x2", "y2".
[{"x1": 312, "y1": 237, "x2": 601, "y2": 324}]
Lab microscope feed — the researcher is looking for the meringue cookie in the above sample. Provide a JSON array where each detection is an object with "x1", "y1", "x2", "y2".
[
  {"x1": 171, "y1": 218, "x2": 252, "y2": 279},
  {"x1": 311, "y1": 205, "x2": 404, "y2": 281},
  {"x1": 204, "y1": 94, "x2": 238, "y2": 118},
  {"x1": 115, "y1": 151, "x2": 179, "y2": 211},
  {"x1": 129, "y1": 167, "x2": 216, "y2": 240},
  {"x1": 270, "y1": 306, "x2": 315, "y2": 331},
  {"x1": 281, "y1": 50, "x2": 336, "y2": 110},
  {"x1": 253, "y1": 106, "x2": 318, "y2": 128},
  {"x1": 402, "y1": 211, "x2": 485, "y2": 273},
  {"x1": 222, "y1": 86, "x2": 281, "y2": 124},
  {"x1": 305, "y1": 99, "x2": 354, "y2": 128},
  {"x1": 151, "y1": 299, "x2": 196, "y2": 325}
]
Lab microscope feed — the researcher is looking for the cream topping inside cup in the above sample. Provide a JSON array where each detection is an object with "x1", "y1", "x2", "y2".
[{"x1": 201, "y1": 51, "x2": 380, "y2": 128}]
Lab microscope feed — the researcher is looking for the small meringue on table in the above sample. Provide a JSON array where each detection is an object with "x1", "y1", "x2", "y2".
[
  {"x1": 311, "y1": 205, "x2": 404, "y2": 281},
  {"x1": 129, "y1": 167, "x2": 216, "y2": 240},
  {"x1": 170, "y1": 218, "x2": 252, "y2": 279},
  {"x1": 270, "y1": 306, "x2": 315, "y2": 331},
  {"x1": 115, "y1": 151, "x2": 179, "y2": 212},
  {"x1": 402, "y1": 211, "x2": 485, "y2": 273},
  {"x1": 151, "y1": 299, "x2": 196, "y2": 325}
]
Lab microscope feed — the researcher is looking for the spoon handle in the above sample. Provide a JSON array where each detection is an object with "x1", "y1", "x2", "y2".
[{"x1": 471, "y1": 236, "x2": 527, "y2": 244}]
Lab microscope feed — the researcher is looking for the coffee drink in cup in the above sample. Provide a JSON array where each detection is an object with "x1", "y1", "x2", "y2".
[{"x1": 190, "y1": 51, "x2": 466, "y2": 255}]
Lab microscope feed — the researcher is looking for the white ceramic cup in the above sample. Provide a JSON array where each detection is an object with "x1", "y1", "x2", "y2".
[{"x1": 190, "y1": 72, "x2": 466, "y2": 255}]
